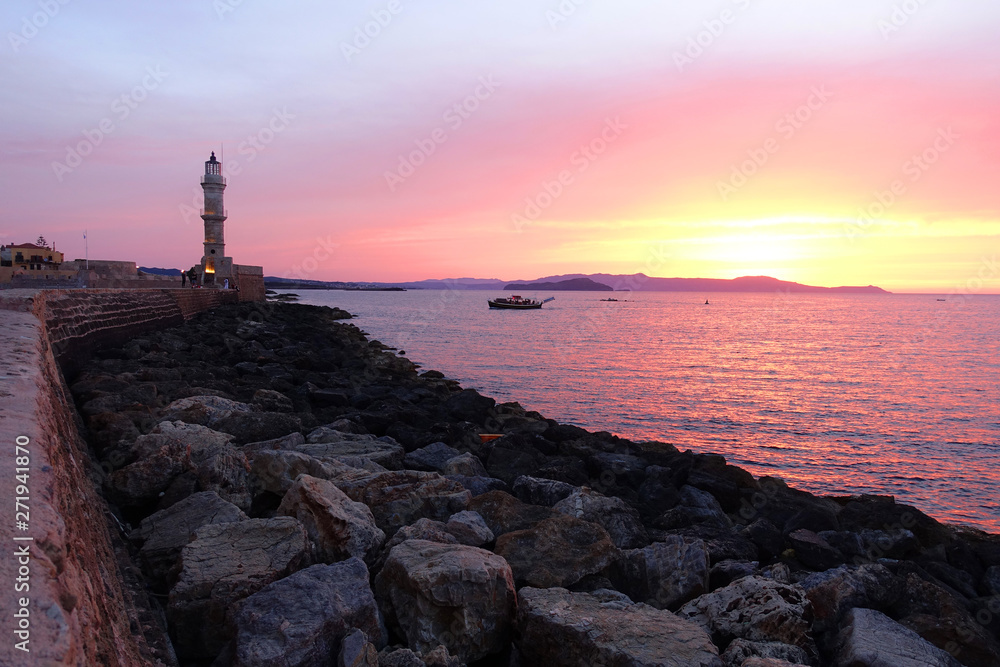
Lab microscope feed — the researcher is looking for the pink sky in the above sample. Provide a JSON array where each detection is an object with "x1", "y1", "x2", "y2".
[{"x1": 2, "y1": 1, "x2": 998, "y2": 291}]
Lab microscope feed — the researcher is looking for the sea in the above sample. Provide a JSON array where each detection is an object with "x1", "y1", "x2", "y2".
[{"x1": 281, "y1": 289, "x2": 1000, "y2": 534}]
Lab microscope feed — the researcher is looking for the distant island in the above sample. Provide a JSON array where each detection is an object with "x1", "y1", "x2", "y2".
[
  {"x1": 504, "y1": 277, "x2": 613, "y2": 292},
  {"x1": 259, "y1": 272, "x2": 890, "y2": 294}
]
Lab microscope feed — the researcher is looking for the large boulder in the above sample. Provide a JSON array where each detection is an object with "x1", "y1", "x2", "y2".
[
  {"x1": 678, "y1": 576, "x2": 816, "y2": 659},
  {"x1": 720, "y1": 639, "x2": 811, "y2": 667},
  {"x1": 614, "y1": 535, "x2": 711, "y2": 610},
  {"x1": 333, "y1": 470, "x2": 471, "y2": 535},
  {"x1": 657, "y1": 485, "x2": 734, "y2": 530},
  {"x1": 440, "y1": 453, "x2": 487, "y2": 478},
  {"x1": 134, "y1": 491, "x2": 247, "y2": 588},
  {"x1": 800, "y1": 564, "x2": 900, "y2": 634},
  {"x1": 250, "y1": 449, "x2": 352, "y2": 496},
  {"x1": 787, "y1": 529, "x2": 844, "y2": 571},
  {"x1": 251, "y1": 388, "x2": 294, "y2": 413},
  {"x1": 493, "y1": 514, "x2": 618, "y2": 588},
  {"x1": 444, "y1": 511, "x2": 494, "y2": 547},
  {"x1": 833, "y1": 607, "x2": 961, "y2": 667},
  {"x1": 278, "y1": 475, "x2": 385, "y2": 565},
  {"x1": 517, "y1": 587, "x2": 723, "y2": 666},
  {"x1": 889, "y1": 571, "x2": 1000, "y2": 667},
  {"x1": 161, "y1": 395, "x2": 252, "y2": 427},
  {"x1": 108, "y1": 421, "x2": 252, "y2": 510},
  {"x1": 375, "y1": 540, "x2": 516, "y2": 663},
  {"x1": 467, "y1": 490, "x2": 559, "y2": 537},
  {"x1": 242, "y1": 431, "x2": 307, "y2": 454},
  {"x1": 215, "y1": 411, "x2": 304, "y2": 445},
  {"x1": 512, "y1": 475, "x2": 577, "y2": 507},
  {"x1": 443, "y1": 388, "x2": 495, "y2": 423},
  {"x1": 403, "y1": 442, "x2": 460, "y2": 472},
  {"x1": 554, "y1": 487, "x2": 649, "y2": 549},
  {"x1": 168, "y1": 517, "x2": 312, "y2": 660},
  {"x1": 299, "y1": 429, "x2": 406, "y2": 469},
  {"x1": 232, "y1": 560, "x2": 386, "y2": 667}
]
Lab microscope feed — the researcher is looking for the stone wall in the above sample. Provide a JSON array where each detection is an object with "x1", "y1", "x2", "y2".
[
  {"x1": 0, "y1": 286, "x2": 260, "y2": 665},
  {"x1": 0, "y1": 310, "x2": 172, "y2": 665}
]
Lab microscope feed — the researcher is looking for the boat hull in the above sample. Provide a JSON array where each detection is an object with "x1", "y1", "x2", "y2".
[{"x1": 488, "y1": 300, "x2": 543, "y2": 309}]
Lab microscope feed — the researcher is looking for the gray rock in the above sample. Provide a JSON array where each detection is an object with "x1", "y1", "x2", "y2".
[
  {"x1": 658, "y1": 485, "x2": 734, "y2": 530},
  {"x1": 251, "y1": 388, "x2": 294, "y2": 412},
  {"x1": 338, "y1": 628, "x2": 378, "y2": 667},
  {"x1": 788, "y1": 528, "x2": 844, "y2": 571},
  {"x1": 109, "y1": 421, "x2": 252, "y2": 510},
  {"x1": 467, "y1": 490, "x2": 559, "y2": 537},
  {"x1": 742, "y1": 518, "x2": 785, "y2": 562},
  {"x1": 554, "y1": 487, "x2": 649, "y2": 549},
  {"x1": 859, "y1": 527, "x2": 920, "y2": 560},
  {"x1": 740, "y1": 659, "x2": 810, "y2": 667},
  {"x1": 376, "y1": 648, "x2": 424, "y2": 667},
  {"x1": 299, "y1": 430, "x2": 406, "y2": 470},
  {"x1": 134, "y1": 491, "x2": 246, "y2": 588},
  {"x1": 494, "y1": 514, "x2": 619, "y2": 588},
  {"x1": 241, "y1": 431, "x2": 307, "y2": 453},
  {"x1": 168, "y1": 516, "x2": 312, "y2": 660},
  {"x1": 800, "y1": 564, "x2": 900, "y2": 633},
  {"x1": 232, "y1": 560, "x2": 386, "y2": 667},
  {"x1": 512, "y1": 475, "x2": 577, "y2": 506},
  {"x1": 710, "y1": 559, "x2": 759, "y2": 590},
  {"x1": 332, "y1": 470, "x2": 471, "y2": 536},
  {"x1": 403, "y1": 442, "x2": 460, "y2": 472},
  {"x1": 278, "y1": 475, "x2": 385, "y2": 565},
  {"x1": 250, "y1": 449, "x2": 352, "y2": 496},
  {"x1": 517, "y1": 587, "x2": 723, "y2": 666},
  {"x1": 440, "y1": 453, "x2": 487, "y2": 478},
  {"x1": 616, "y1": 536, "x2": 711, "y2": 610},
  {"x1": 678, "y1": 575, "x2": 816, "y2": 658},
  {"x1": 215, "y1": 411, "x2": 304, "y2": 445},
  {"x1": 375, "y1": 540, "x2": 516, "y2": 663},
  {"x1": 720, "y1": 639, "x2": 810, "y2": 667},
  {"x1": 444, "y1": 511, "x2": 494, "y2": 547},
  {"x1": 161, "y1": 395, "x2": 252, "y2": 427},
  {"x1": 445, "y1": 475, "x2": 508, "y2": 497},
  {"x1": 833, "y1": 607, "x2": 961, "y2": 667}
]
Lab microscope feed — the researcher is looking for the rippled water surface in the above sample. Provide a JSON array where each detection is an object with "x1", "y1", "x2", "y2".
[{"x1": 287, "y1": 289, "x2": 1000, "y2": 532}]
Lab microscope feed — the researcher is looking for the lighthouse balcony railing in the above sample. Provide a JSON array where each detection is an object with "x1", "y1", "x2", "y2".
[
  {"x1": 200, "y1": 209, "x2": 228, "y2": 218},
  {"x1": 201, "y1": 175, "x2": 227, "y2": 185}
]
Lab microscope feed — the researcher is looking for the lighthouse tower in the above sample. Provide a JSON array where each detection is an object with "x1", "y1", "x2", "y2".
[{"x1": 199, "y1": 152, "x2": 233, "y2": 286}]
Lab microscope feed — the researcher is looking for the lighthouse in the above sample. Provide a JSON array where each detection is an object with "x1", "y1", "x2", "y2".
[{"x1": 198, "y1": 152, "x2": 233, "y2": 286}]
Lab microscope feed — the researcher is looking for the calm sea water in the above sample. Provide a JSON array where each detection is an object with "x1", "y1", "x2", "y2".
[{"x1": 284, "y1": 289, "x2": 1000, "y2": 533}]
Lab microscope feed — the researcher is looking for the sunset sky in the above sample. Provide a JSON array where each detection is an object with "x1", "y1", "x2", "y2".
[{"x1": 2, "y1": 1, "x2": 998, "y2": 292}]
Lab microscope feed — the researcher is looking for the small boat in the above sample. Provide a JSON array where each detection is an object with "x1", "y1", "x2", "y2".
[
  {"x1": 601, "y1": 298, "x2": 619, "y2": 302},
  {"x1": 487, "y1": 295, "x2": 554, "y2": 309}
]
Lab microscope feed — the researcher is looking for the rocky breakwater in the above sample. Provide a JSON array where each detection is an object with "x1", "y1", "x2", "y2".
[{"x1": 71, "y1": 302, "x2": 1000, "y2": 666}]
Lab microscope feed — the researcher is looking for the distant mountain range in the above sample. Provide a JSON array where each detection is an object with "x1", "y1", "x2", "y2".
[
  {"x1": 505, "y1": 277, "x2": 613, "y2": 291},
  {"x1": 263, "y1": 272, "x2": 889, "y2": 294}
]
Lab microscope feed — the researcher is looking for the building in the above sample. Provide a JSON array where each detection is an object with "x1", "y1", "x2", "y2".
[
  {"x1": 197, "y1": 152, "x2": 234, "y2": 287},
  {"x1": 0, "y1": 242, "x2": 76, "y2": 284},
  {"x1": 190, "y1": 152, "x2": 266, "y2": 300}
]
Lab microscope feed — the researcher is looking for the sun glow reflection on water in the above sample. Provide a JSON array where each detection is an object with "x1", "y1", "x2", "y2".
[{"x1": 289, "y1": 290, "x2": 1000, "y2": 533}]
